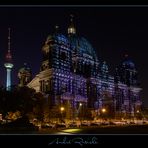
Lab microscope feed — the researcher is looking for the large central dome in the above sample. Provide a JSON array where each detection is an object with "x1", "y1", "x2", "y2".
[
  {"x1": 46, "y1": 32, "x2": 98, "y2": 60},
  {"x1": 69, "y1": 35, "x2": 98, "y2": 60}
]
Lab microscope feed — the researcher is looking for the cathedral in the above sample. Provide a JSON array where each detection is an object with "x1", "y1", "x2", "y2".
[{"x1": 26, "y1": 16, "x2": 142, "y2": 119}]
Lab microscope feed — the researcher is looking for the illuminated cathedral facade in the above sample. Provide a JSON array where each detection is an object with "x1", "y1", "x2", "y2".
[{"x1": 27, "y1": 16, "x2": 142, "y2": 119}]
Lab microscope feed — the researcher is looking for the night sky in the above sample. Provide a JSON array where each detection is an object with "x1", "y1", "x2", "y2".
[{"x1": 0, "y1": 6, "x2": 148, "y2": 107}]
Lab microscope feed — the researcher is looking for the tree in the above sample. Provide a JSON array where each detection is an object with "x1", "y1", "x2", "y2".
[
  {"x1": 0, "y1": 86, "x2": 39, "y2": 118},
  {"x1": 32, "y1": 92, "x2": 44, "y2": 121}
]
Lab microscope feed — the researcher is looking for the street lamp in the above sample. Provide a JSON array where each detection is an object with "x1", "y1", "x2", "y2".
[
  {"x1": 134, "y1": 110, "x2": 140, "y2": 123},
  {"x1": 79, "y1": 102, "x2": 83, "y2": 122},
  {"x1": 136, "y1": 110, "x2": 145, "y2": 123},
  {"x1": 60, "y1": 107, "x2": 65, "y2": 112},
  {"x1": 60, "y1": 107, "x2": 65, "y2": 123},
  {"x1": 102, "y1": 108, "x2": 106, "y2": 113},
  {"x1": 101, "y1": 108, "x2": 107, "y2": 122},
  {"x1": 79, "y1": 103, "x2": 82, "y2": 107}
]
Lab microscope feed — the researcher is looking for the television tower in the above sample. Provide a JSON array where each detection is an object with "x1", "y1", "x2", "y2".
[{"x1": 4, "y1": 28, "x2": 14, "y2": 91}]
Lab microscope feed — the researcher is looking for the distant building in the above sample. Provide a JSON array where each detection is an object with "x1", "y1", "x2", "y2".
[
  {"x1": 4, "y1": 28, "x2": 14, "y2": 91},
  {"x1": 18, "y1": 63, "x2": 32, "y2": 87},
  {"x1": 28, "y1": 16, "x2": 142, "y2": 119}
]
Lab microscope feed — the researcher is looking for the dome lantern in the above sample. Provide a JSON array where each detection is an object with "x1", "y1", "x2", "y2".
[{"x1": 68, "y1": 14, "x2": 76, "y2": 35}]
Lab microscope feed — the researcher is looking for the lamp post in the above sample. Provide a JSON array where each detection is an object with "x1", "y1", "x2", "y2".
[
  {"x1": 79, "y1": 103, "x2": 83, "y2": 122},
  {"x1": 60, "y1": 107, "x2": 65, "y2": 123},
  {"x1": 135, "y1": 110, "x2": 140, "y2": 123},
  {"x1": 136, "y1": 110, "x2": 145, "y2": 123},
  {"x1": 101, "y1": 108, "x2": 107, "y2": 122}
]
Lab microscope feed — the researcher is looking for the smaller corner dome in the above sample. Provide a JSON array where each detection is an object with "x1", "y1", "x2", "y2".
[
  {"x1": 102, "y1": 61, "x2": 108, "y2": 68},
  {"x1": 122, "y1": 58, "x2": 135, "y2": 69},
  {"x1": 46, "y1": 35, "x2": 53, "y2": 41},
  {"x1": 19, "y1": 63, "x2": 31, "y2": 73}
]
